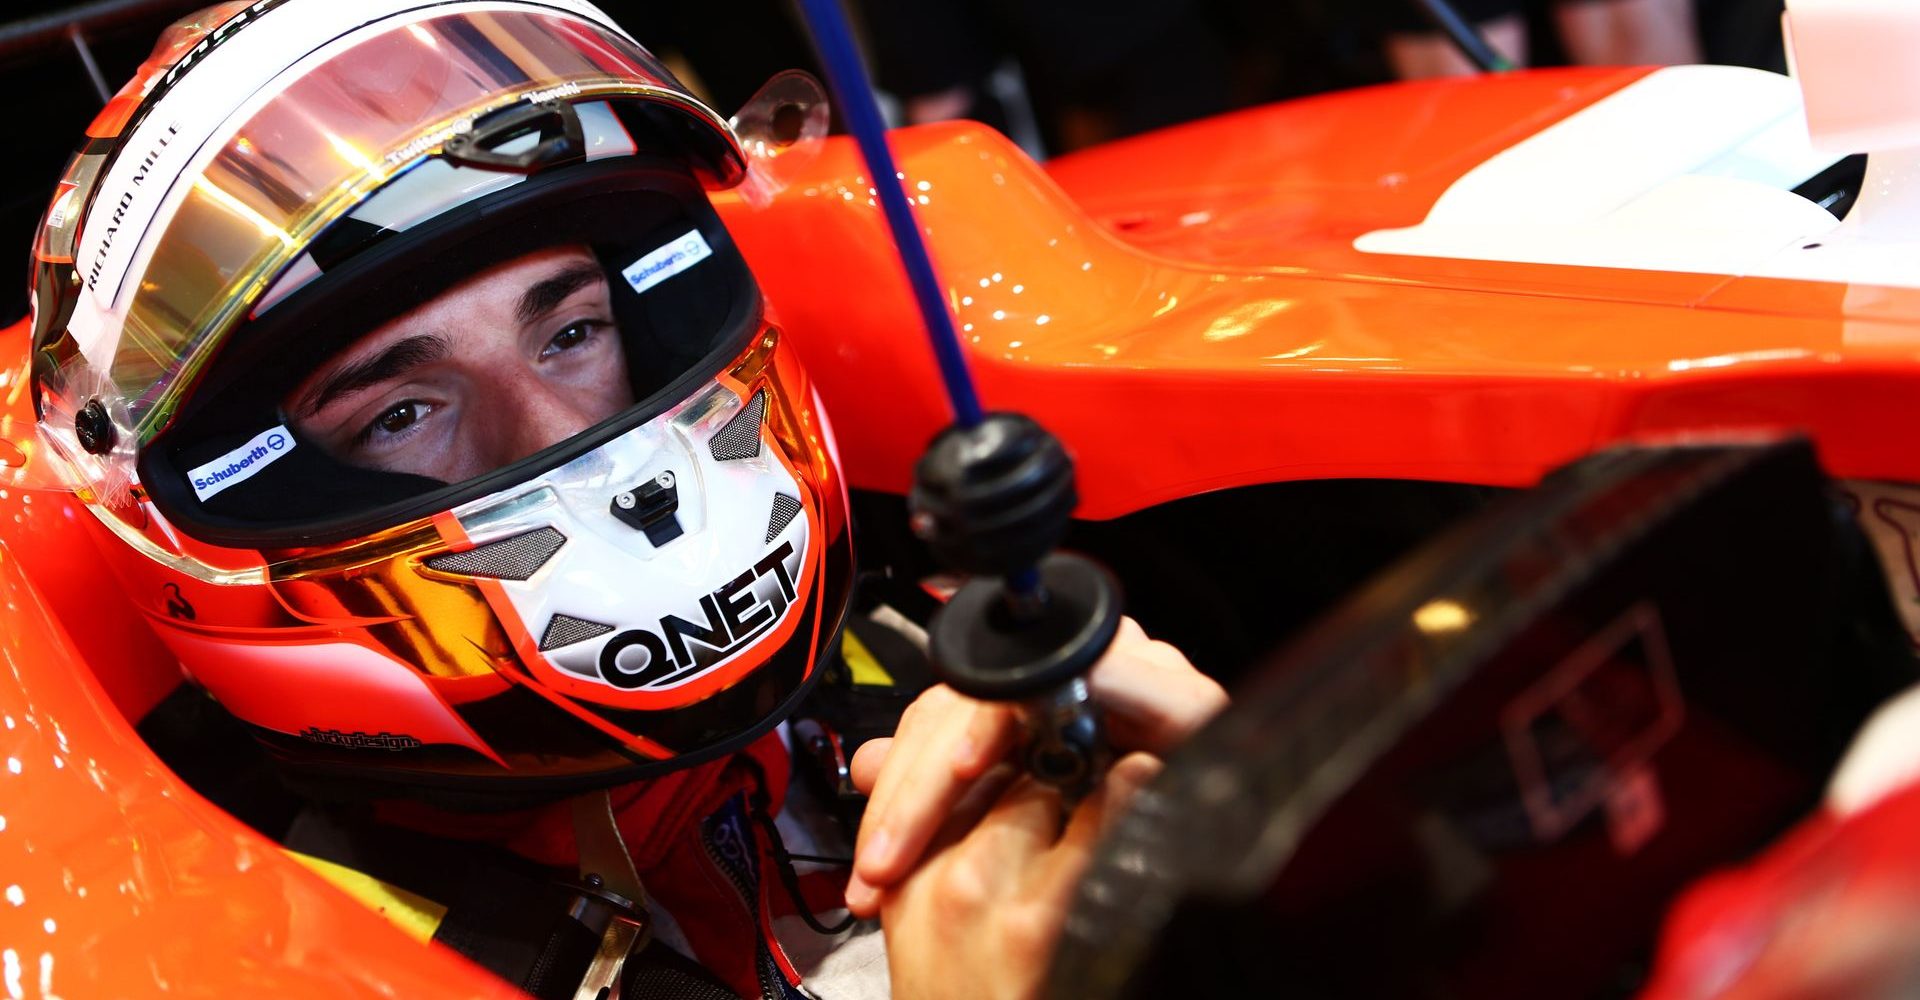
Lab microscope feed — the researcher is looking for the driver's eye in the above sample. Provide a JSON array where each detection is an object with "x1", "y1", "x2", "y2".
[
  {"x1": 543, "y1": 321, "x2": 604, "y2": 358},
  {"x1": 363, "y1": 401, "x2": 428, "y2": 442}
]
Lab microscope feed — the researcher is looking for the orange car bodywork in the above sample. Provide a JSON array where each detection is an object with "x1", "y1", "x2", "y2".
[{"x1": 4, "y1": 67, "x2": 1918, "y2": 996}]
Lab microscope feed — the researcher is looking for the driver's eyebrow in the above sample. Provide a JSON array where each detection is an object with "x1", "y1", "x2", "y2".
[
  {"x1": 515, "y1": 261, "x2": 606, "y2": 326},
  {"x1": 297, "y1": 333, "x2": 451, "y2": 417}
]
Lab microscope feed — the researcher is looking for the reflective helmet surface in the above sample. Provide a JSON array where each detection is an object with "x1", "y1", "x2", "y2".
[{"x1": 25, "y1": 0, "x2": 852, "y2": 801}]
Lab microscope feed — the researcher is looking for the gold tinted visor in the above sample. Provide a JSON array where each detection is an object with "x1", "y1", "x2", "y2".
[{"x1": 74, "y1": 7, "x2": 742, "y2": 444}]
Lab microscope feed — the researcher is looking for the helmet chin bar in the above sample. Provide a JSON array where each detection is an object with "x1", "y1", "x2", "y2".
[{"x1": 432, "y1": 375, "x2": 820, "y2": 714}]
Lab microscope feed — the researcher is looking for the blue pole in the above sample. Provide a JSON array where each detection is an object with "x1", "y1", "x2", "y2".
[{"x1": 793, "y1": 0, "x2": 985, "y2": 428}]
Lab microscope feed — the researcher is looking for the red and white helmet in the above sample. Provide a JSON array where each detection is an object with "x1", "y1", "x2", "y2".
[{"x1": 24, "y1": 0, "x2": 851, "y2": 801}]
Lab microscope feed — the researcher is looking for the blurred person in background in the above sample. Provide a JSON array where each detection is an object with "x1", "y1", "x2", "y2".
[
  {"x1": 1371, "y1": 0, "x2": 1702, "y2": 78},
  {"x1": 847, "y1": 0, "x2": 1781, "y2": 158}
]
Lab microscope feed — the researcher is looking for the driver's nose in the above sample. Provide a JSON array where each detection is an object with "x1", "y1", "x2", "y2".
[{"x1": 490, "y1": 369, "x2": 613, "y2": 467}]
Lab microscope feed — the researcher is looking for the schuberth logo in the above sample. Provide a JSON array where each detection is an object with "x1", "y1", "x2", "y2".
[
  {"x1": 193, "y1": 432, "x2": 286, "y2": 488},
  {"x1": 300, "y1": 728, "x2": 422, "y2": 751},
  {"x1": 621, "y1": 230, "x2": 713, "y2": 295},
  {"x1": 596, "y1": 540, "x2": 800, "y2": 689},
  {"x1": 187, "y1": 425, "x2": 294, "y2": 501}
]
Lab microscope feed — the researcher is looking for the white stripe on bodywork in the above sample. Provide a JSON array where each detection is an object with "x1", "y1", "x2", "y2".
[{"x1": 1356, "y1": 65, "x2": 1855, "y2": 282}]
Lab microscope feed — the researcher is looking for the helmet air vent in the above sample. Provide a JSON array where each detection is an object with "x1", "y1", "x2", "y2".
[
  {"x1": 539, "y1": 613, "x2": 616, "y2": 651},
  {"x1": 767, "y1": 493, "x2": 802, "y2": 544},
  {"x1": 709, "y1": 390, "x2": 767, "y2": 462},
  {"x1": 425, "y1": 526, "x2": 566, "y2": 580}
]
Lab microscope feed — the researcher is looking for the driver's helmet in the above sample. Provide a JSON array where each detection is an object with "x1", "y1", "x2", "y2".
[{"x1": 23, "y1": 0, "x2": 851, "y2": 802}]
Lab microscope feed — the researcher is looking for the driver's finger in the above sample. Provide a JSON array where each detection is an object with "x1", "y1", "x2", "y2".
[
  {"x1": 857, "y1": 690, "x2": 1002, "y2": 885},
  {"x1": 850, "y1": 737, "x2": 892, "y2": 795},
  {"x1": 857, "y1": 685, "x2": 956, "y2": 837},
  {"x1": 847, "y1": 763, "x2": 1021, "y2": 917},
  {"x1": 952, "y1": 699, "x2": 1018, "y2": 779},
  {"x1": 1089, "y1": 634, "x2": 1226, "y2": 752}
]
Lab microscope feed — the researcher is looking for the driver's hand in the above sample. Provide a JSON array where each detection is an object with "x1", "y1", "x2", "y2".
[
  {"x1": 878, "y1": 753, "x2": 1162, "y2": 1000},
  {"x1": 843, "y1": 616, "x2": 1224, "y2": 916}
]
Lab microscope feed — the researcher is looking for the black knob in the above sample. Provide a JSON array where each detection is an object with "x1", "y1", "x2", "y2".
[
  {"x1": 909, "y1": 413, "x2": 1076, "y2": 577},
  {"x1": 75, "y1": 399, "x2": 115, "y2": 455},
  {"x1": 929, "y1": 552, "x2": 1122, "y2": 701}
]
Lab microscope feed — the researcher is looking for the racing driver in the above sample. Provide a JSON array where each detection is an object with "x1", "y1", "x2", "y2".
[{"x1": 22, "y1": 2, "x2": 1224, "y2": 997}]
